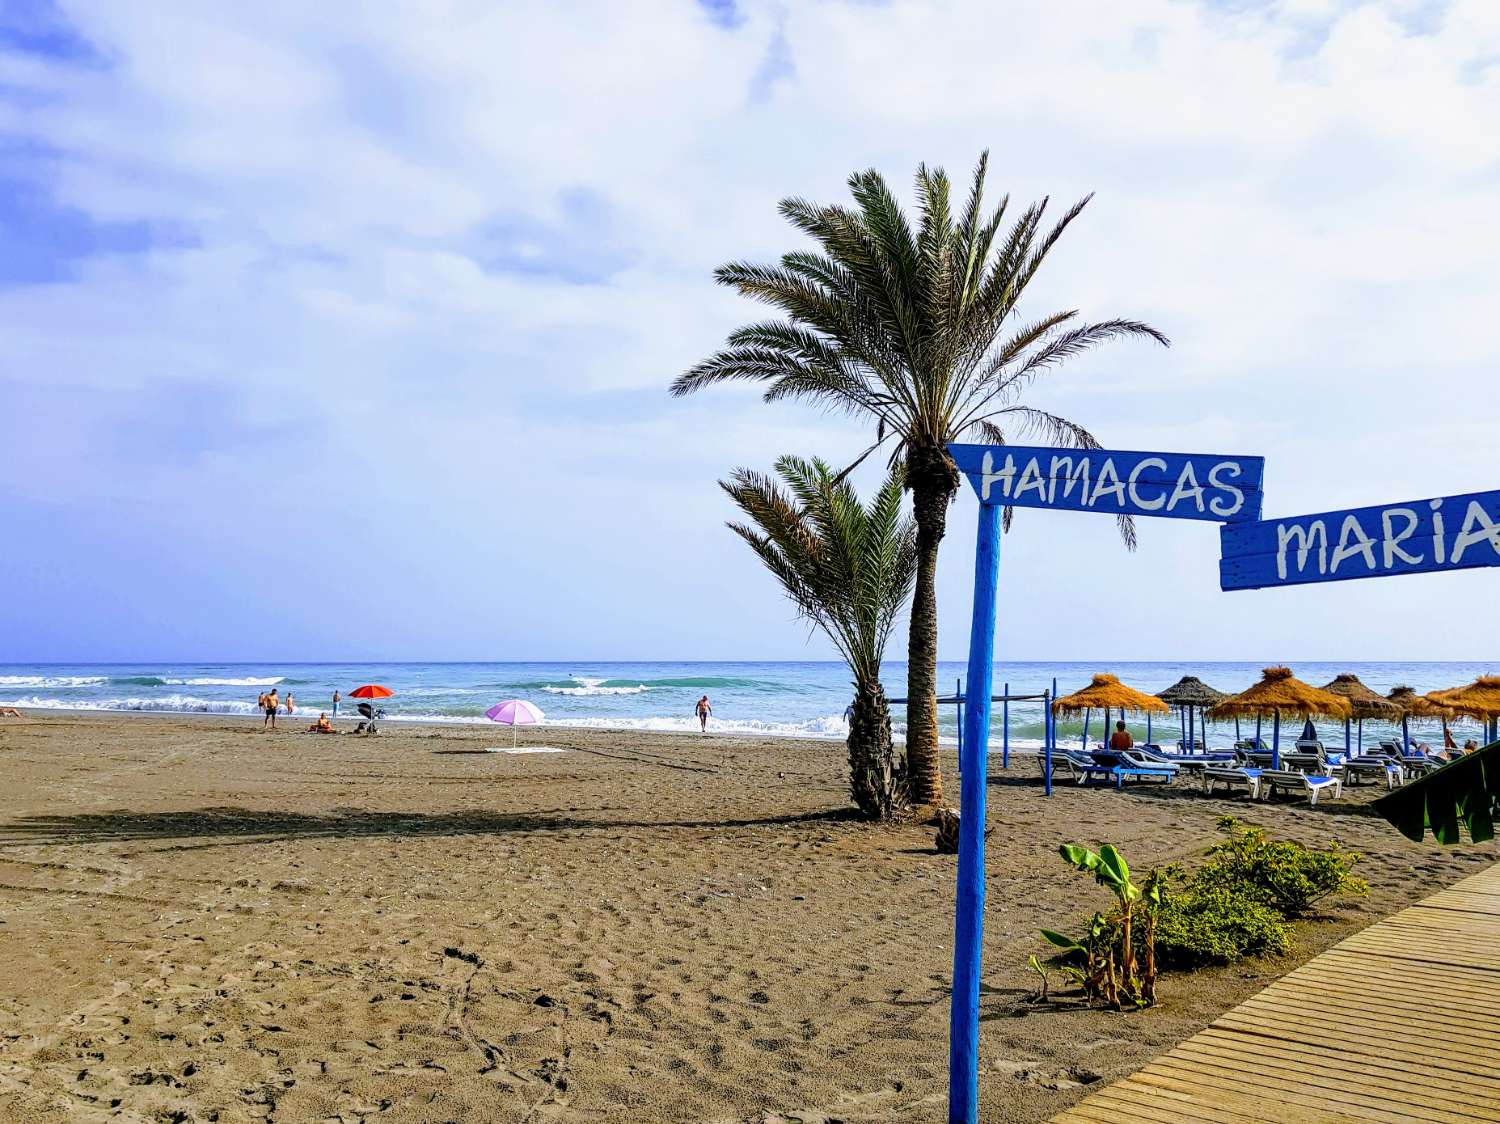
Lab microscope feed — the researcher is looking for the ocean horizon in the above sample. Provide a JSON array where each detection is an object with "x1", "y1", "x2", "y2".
[{"x1": 3, "y1": 659, "x2": 1493, "y2": 750}]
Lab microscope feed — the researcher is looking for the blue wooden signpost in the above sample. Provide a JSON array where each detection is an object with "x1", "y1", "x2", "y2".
[
  {"x1": 1220, "y1": 489, "x2": 1500, "y2": 591},
  {"x1": 946, "y1": 442, "x2": 1263, "y2": 1124}
]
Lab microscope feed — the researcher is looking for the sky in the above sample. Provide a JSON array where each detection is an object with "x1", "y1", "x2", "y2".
[{"x1": 2, "y1": 0, "x2": 1498, "y2": 664}]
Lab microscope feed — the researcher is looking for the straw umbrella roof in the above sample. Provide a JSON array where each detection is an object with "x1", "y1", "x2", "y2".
[
  {"x1": 1052, "y1": 673, "x2": 1170, "y2": 716},
  {"x1": 1387, "y1": 685, "x2": 1453, "y2": 721},
  {"x1": 1428, "y1": 676, "x2": 1500, "y2": 719},
  {"x1": 1207, "y1": 667, "x2": 1353, "y2": 720},
  {"x1": 1319, "y1": 674, "x2": 1401, "y2": 721},
  {"x1": 1156, "y1": 676, "x2": 1228, "y2": 708}
]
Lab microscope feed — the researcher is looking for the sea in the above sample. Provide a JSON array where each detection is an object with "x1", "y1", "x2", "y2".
[{"x1": 1, "y1": 660, "x2": 1493, "y2": 751}]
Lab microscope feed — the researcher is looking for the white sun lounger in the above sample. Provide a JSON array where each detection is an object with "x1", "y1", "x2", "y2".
[
  {"x1": 1202, "y1": 766, "x2": 1262, "y2": 799},
  {"x1": 1260, "y1": 769, "x2": 1343, "y2": 805}
]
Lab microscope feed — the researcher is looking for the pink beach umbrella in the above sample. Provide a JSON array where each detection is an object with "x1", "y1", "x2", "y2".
[{"x1": 485, "y1": 699, "x2": 545, "y2": 747}]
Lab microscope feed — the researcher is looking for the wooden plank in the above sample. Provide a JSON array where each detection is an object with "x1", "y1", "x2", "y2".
[
  {"x1": 1181, "y1": 1031, "x2": 1499, "y2": 1112},
  {"x1": 1145, "y1": 1053, "x2": 1460, "y2": 1123},
  {"x1": 1213, "y1": 1008, "x2": 1500, "y2": 1075},
  {"x1": 1052, "y1": 862, "x2": 1500, "y2": 1123},
  {"x1": 1240, "y1": 981, "x2": 1500, "y2": 1041}
]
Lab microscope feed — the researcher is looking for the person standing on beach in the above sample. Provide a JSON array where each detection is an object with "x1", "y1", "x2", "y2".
[
  {"x1": 264, "y1": 688, "x2": 279, "y2": 729},
  {"x1": 1109, "y1": 720, "x2": 1133, "y2": 752},
  {"x1": 257, "y1": 691, "x2": 267, "y2": 712},
  {"x1": 332, "y1": 690, "x2": 341, "y2": 718},
  {"x1": 285, "y1": 692, "x2": 295, "y2": 716},
  {"x1": 696, "y1": 695, "x2": 712, "y2": 733}
]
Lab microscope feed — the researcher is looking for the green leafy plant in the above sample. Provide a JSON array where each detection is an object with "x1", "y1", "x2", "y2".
[
  {"x1": 1045, "y1": 844, "x2": 1162, "y2": 1008},
  {"x1": 1201, "y1": 817, "x2": 1367, "y2": 918},
  {"x1": 1151, "y1": 880, "x2": 1291, "y2": 969},
  {"x1": 1374, "y1": 739, "x2": 1500, "y2": 844},
  {"x1": 1036, "y1": 825, "x2": 1368, "y2": 993}
]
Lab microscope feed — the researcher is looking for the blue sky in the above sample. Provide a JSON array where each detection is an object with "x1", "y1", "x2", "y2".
[{"x1": 2, "y1": 0, "x2": 1498, "y2": 663}]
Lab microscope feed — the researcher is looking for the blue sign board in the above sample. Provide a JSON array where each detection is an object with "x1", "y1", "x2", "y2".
[
  {"x1": 950, "y1": 443, "x2": 1265, "y2": 523},
  {"x1": 1220, "y1": 489, "x2": 1500, "y2": 591}
]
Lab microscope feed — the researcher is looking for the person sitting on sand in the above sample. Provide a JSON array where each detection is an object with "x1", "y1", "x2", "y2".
[
  {"x1": 696, "y1": 694, "x2": 712, "y2": 733},
  {"x1": 1108, "y1": 720, "x2": 1133, "y2": 752},
  {"x1": 308, "y1": 712, "x2": 333, "y2": 734},
  {"x1": 264, "y1": 688, "x2": 279, "y2": 729}
]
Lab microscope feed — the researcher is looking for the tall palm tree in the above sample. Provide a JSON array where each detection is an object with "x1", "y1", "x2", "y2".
[
  {"x1": 673, "y1": 153, "x2": 1167, "y2": 805},
  {"x1": 722, "y1": 456, "x2": 916, "y2": 820}
]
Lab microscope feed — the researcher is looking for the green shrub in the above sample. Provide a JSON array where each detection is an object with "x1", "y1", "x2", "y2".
[
  {"x1": 1152, "y1": 881, "x2": 1291, "y2": 968},
  {"x1": 1201, "y1": 817, "x2": 1367, "y2": 917}
]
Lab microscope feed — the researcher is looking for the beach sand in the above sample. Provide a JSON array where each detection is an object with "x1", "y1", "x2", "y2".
[{"x1": 0, "y1": 713, "x2": 1491, "y2": 1123}]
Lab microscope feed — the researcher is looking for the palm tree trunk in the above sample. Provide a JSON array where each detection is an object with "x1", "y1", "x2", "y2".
[
  {"x1": 847, "y1": 678, "x2": 899, "y2": 819},
  {"x1": 905, "y1": 443, "x2": 960, "y2": 807}
]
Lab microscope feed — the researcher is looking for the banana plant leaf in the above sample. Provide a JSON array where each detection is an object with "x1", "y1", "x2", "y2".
[{"x1": 1373, "y1": 739, "x2": 1500, "y2": 844}]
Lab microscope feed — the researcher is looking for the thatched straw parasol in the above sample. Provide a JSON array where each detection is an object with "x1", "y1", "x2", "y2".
[
  {"x1": 1208, "y1": 667, "x2": 1352, "y2": 767},
  {"x1": 1387, "y1": 686, "x2": 1455, "y2": 752},
  {"x1": 1156, "y1": 676, "x2": 1228, "y2": 752},
  {"x1": 1320, "y1": 673, "x2": 1400, "y2": 755},
  {"x1": 1429, "y1": 677, "x2": 1500, "y2": 745},
  {"x1": 1052, "y1": 674, "x2": 1168, "y2": 751}
]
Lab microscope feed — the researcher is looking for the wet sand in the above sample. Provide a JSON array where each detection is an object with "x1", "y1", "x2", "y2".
[{"x1": 0, "y1": 712, "x2": 1491, "y2": 1122}]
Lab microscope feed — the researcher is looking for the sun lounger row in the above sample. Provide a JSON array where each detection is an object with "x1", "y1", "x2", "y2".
[{"x1": 1040, "y1": 750, "x2": 1343, "y2": 806}]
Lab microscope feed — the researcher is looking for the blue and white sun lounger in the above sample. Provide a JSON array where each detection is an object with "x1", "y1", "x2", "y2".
[
  {"x1": 1260, "y1": 768, "x2": 1343, "y2": 805},
  {"x1": 1202, "y1": 766, "x2": 1262, "y2": 799},
  {"x1": 1088, "y1": 749, "x2": 1176, "y2": 789}
]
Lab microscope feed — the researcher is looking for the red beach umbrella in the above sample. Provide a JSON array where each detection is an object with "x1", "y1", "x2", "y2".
[{"x1": 349, "y1": 684, "x2": 394, "y2": 699}]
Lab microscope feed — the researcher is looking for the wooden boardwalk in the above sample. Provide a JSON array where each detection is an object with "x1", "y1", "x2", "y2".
[{"x1": 1053, "y1": 863, "x2": 1500, "y2": 1124}]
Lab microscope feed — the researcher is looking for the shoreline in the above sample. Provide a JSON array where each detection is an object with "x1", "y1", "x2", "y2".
[{"x1": 0, "y1": 703, "x2": 990, "y2": 751}]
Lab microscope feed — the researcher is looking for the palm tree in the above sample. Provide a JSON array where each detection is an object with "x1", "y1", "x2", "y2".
[
  {"x1": 673, "y1": 153, "x2": 1167, "y2": 805},
  {"x1": 721, "y1": 456, "x2": 916, "y2": 820}
]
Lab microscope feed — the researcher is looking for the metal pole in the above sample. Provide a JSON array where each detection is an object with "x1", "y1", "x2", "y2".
[
  {"x1": 1146, "y1": 710, "x2": 1152, "y2": 745},
  {"x1": 1358, "y1": 717, "x2": 1364, "y2": 753},
  {"x1": 1272, "y1": 712, "x2": 1281, "y2": 769},
  {"x1": 948, "y1": 501, "x2": 1000, "y2": 1124},
  {"x1": 1081, "y1": 708, "x2": 1090, "y2": 752},
  {"x1": 1180, "y1": 706, "x2": 1187, "y2": 749},
  {"x1": 1344, "y1": 718, "x2": 1351, "y2": 755},
  {"x1": 1002, "y1": 681, "x2": 1010, "y2": 769},
  {"x1": 956, "y1": 677, "x2": 964, "y2": 762}
]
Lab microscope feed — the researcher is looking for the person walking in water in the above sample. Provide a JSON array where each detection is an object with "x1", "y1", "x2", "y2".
[
  {"x1": 695, "y1": 695, "x2": 712, "y2": 733},
  {"x1": 332, "y1": 689, "x2": 341, "y2": 718},
  {"x1": 264, "y1": 688, "x2": 280, "y2": 730},
  {"x1": 1109, "y1": 719, "x2": 1133, "y2": 752}
]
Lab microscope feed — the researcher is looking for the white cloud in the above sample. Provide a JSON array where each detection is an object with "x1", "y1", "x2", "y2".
[{"x1": 2, "y1": 0, "x2": 1498, "y2": 659}]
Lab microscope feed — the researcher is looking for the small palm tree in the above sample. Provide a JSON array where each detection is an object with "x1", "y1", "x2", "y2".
[
  {"x1": 674, "y1": 154, "x2": 1167, "y2": 805},
  {"x1": 721, "y1": 456, "x2": 916, "y2": 820}
]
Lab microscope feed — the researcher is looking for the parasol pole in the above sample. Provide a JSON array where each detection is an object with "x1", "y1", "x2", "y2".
[
  {"x1": 1002, "y1": 682, "x2": 1009, "y2": 769},
  {"x1": 1081, "y1": 708, "x2": 1090, "y2": 752},
  {"x1": 1272, "y1": 712, "x2": 1281, "y2": 769},
  {"x1": 1146, "y1": 709, "x2": 1152, "y2": 745}
]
